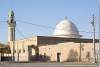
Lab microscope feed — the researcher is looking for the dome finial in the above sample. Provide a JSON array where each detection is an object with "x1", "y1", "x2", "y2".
[{"x1": 64, "y1": 16, "x2": 68, "y2": 20}]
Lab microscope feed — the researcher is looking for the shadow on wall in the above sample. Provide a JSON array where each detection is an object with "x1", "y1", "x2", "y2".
[
  {"x1": 66, "y1": 49, "x2": 78, "y2": 62},
  {"x1": 30, "y1": 54, "x2": 50, "y2": 62},
  {"x1": 1, "y1": 56, "x2": 12, "y2": 61}
]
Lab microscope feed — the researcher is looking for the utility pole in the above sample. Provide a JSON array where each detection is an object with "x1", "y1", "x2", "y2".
[
  {"x1": 98, "y1": 0, "x2": 100, "y2": 66},
  {"x1": 91, "y1": 14, "x2": 96, "y2": 63}
]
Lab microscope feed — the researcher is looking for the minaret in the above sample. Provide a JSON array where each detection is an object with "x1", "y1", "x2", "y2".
[{"x1": 8, "y1": 10, "x2": 16, "y2": 42}]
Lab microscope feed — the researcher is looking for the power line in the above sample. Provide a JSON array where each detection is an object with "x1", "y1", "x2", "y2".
[
  {"x1": 0, "y1": 21, "x2": 7, "y2": 22},
  {"x1": 0, "y1": 19, "x2": 99, "y2": 40},
  {"x1": 0, "y1": 19, "x2": 99, "y2": 34},
  {"x1": 16, "y1": 20, "x2": 99, "y2": 34},
  {"x1": 16, "y1": 20, "x2": 54, "y2": 30},
  {"x1": 16, "y1": 26, "x2": 26, "y2": 39}
]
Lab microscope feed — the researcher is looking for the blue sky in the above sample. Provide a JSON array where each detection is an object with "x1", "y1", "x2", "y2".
[{"x1": 0, "y1": 0, "x2": 99, "y2": 43}]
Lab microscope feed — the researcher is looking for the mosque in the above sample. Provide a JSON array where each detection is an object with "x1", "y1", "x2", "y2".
[{"x1": 0, "y1": 10, "x2": 99, "y2": 62}]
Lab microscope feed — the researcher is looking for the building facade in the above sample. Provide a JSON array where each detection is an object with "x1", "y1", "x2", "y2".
[
  {"x1": 8, "y1": 10, "x2": 99, "y2": 62},
  {"x1": 9, "y1": 36, "x2": 99, "y2": 62}
]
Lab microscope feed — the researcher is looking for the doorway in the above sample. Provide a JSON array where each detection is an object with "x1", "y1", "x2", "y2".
[{"x1": 57, "y1": 52, "x2": 61, "y2": 62}]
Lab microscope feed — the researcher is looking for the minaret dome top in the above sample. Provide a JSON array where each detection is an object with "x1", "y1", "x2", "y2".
[{"x1": 8, "y1": 9, "x2": 14, "y2": 18}]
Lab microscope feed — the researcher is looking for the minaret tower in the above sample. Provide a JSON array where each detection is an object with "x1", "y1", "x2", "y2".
[{"x1": 8, "y1": 10, "x2": 16, "y2": 42}]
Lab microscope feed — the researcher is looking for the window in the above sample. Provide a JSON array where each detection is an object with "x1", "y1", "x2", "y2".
[
  {"x1": 49, "y1": 48, "x2": 50, "y2": 50},
  {"x1": 82, "y1": 48, "x2": 84, "y2": 51},
  {"x1": 23, "y1": 49, "x2": 25, "y2": 53},
  {"x1": 14, "y1": 50, "x2": 16, "y2": 53},
  {"x1": 19, "y1": 50, "x2": 21, "y2": 53},
  {"x1": 44, "y1": 53, "x2": 46, "y2": 56}
]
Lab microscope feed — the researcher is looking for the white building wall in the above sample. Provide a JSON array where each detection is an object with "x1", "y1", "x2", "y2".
[
  {"x1": 9, "y1": 36, "x2": 37, "y2": 62},
  {"x1": 39, "y1": 42, "x2": 80, "y2": 62},
  {"x1": 39, "y1": 42, "x2": 99, "y2": 62},
  {"x1": 9, "y1": 36, "x2": 99, "y2": 62},
  {"x1": 81, "y1": 42, "x2": 99, "y2": 62}
]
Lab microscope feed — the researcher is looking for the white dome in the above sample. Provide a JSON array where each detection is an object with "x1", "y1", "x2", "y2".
[{"x1": 54, "y1": 18, "x2": 80, "y2": 38}]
